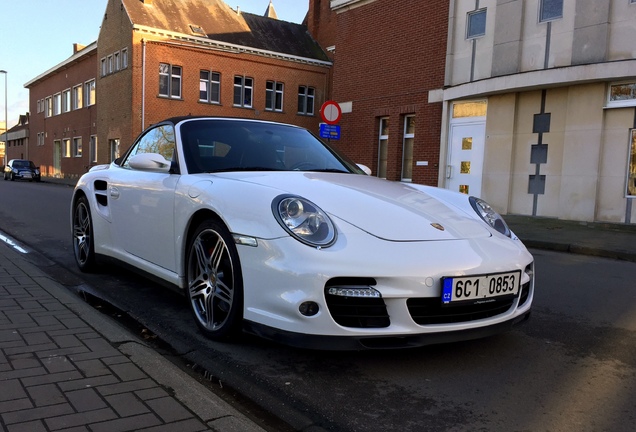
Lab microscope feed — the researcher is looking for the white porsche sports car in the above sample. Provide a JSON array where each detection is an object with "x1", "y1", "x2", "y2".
[{"x1": 71, "y1": 117, "x2": 534, "y2": 350}]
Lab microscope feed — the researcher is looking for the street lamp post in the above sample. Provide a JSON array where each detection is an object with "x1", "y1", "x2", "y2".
[{"x1": 0, "y1": 70, "x2": 6, "y2": 167}]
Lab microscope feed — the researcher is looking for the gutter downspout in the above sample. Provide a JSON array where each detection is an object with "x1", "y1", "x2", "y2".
[{"x1": 142, "y1": 39, "x2": 146, "y2": 131}]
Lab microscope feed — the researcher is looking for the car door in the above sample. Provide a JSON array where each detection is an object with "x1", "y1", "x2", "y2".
[{"x1": 108, "y1": 123, "x2": 179, "y2": 272}]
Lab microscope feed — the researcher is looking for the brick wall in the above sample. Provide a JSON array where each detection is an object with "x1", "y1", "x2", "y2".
[
  {"x1": 27, "y1": 47, "x2": 97, "y2": 179},
  {"x1": 328, "y1": 0, "x2": 449, "y2": 185}
]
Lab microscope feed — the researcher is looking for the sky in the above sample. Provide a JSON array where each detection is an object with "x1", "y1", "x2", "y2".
[{"x1": 0, "y1": 0, "x2": 309, "y2": 130}]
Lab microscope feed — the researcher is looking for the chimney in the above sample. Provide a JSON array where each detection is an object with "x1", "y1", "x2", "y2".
[
  {"x1": 142, "y1": 0, "x2": 153, "y2": 4},
  {"x1": 73, "y1": 43, "x2": 86, "y2": 54}
]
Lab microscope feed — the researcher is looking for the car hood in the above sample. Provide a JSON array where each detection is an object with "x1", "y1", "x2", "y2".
[{"x1": 220, "y1": 172, "x2": 491, "y2": 241}]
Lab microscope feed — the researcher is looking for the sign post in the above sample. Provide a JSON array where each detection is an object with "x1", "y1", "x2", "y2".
[{"x1": 319, "y1": 100, "x2": 342, "y2": 141}]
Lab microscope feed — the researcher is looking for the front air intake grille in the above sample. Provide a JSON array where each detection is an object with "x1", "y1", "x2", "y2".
[
  {"x1": 324, "y1": 278, "x2": 390, "y2": 328},
  {"x1": 406, "y1": 297, "x2": 515, "y2": 325}
]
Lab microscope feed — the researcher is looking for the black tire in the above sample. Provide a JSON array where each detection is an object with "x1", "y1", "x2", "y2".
[
  {"x1": 185, "y1": 219, "x2": 244, "y2": 340},
  {"x1": 10, "y1": 173, "x2": 14, "y2": 181},
  {"x1": 72, "y1": 195, "x2": 97, "y2": 272}
]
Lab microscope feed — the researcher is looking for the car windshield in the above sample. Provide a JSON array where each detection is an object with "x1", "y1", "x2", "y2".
[
  {"x1": 13, "y1": 160, "x2": 34, "y2": 169},
  {"x1": 179, "y1": 119, "x2": 364, "y2": 175}
]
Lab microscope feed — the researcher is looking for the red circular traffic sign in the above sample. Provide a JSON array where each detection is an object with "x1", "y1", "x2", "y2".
[{"x1": 320, "y1": 100, "x2": 342, "y2": 125}]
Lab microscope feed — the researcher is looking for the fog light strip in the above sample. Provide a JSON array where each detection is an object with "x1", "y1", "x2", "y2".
[{"x1": 328, "y1": 286, "x2": 381, "y2": 298}]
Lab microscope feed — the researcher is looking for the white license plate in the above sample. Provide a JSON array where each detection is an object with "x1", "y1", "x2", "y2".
[
  {"x1": 442, "y1": 270, "x2": 521, "y2": 305},
  {"x1": 22, "y1": 172, "x2": 32, "y2": 178}
]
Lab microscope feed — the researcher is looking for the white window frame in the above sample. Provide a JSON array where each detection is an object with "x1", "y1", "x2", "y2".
[
  {"x1": 90, "y1": 135, "x2": 98, "y2": 163},
  {"x1": 159, "y1": 63, "x2": 182, "y2": 99},
  {"x1": 114, "y1": 51, "x2": 120, "y2": 71},
  {"x1": 73, "y1": 85, "x2": 83, "y2": 110},
  {"x1": 378, "y1": 117, "x2": 389, "y2": 179},
  {"x1": 73, "y1": 137, "x2": 82, "y2": 157},
  {"x1": 121, "y1": 48, "x2": 128, "y2": 69},
  {"x1": 539, "y1": 0, "x2": 563, "y2": 23},
  {"x1": 199, "y1": 70, "x2": 221, "y2": 104},
  {"x1": 401, "y1": 115, "x2": 415, "y2": 182},
  {"x1": 233, "y1": 76, "x2": 253, "y2": 108},
  {"x1": 101, "y1": 58, "x2": 107, "y2": 77},
  {"x1": 53, "y1": 93, "x2": 62, "y2": 116},
  {"x1": 107, "y1": 55, "x2": 113, "y2": 74},
  {"x1": 606, "y1": 81, "x2": 636, "y2": 108},
  {"x1": 298, "y1": 86, "x2": 315, "y2": 115},
  {"x1": 84, "y1": 80, "x2": 95, "y2": 106},
  {"x1": 45, "y1": 96, "x2": 52, "y2": 117},
  {"x1": 63, "y1": 138, "x2": 71, "y2": 158},
  {"x1": 266, "y1": 81, "x2": 284, "y2": 112},
  {"x1": 467, "y1": 8, "x2": 487, "y2": 39},
  {"x1": 62, "y1": 89, "x2": 71, "y2": 113}
]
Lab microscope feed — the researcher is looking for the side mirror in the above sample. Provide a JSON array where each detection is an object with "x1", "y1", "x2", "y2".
[
  {"x1": 357, "y1": 164, "x2": 372, "y2": 175},
  {"x1": 128, "y1": 153, "x2": 172, "y2": 173}
]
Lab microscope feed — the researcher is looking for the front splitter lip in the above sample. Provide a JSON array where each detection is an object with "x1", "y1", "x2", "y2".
[{"x1": 243, "y1": 310, "x2": 531, "y2": 351}]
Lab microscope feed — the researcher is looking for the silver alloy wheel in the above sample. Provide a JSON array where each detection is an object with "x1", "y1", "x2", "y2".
[
  {"x1": 72, "y1": 197, "x2": 95, "y2": 271},
  {"x1": 187, "y1": 227, "x2": 236, "y2": 333}
]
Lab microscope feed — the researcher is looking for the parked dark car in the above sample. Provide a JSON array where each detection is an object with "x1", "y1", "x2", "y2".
[{"x1": 3, "y1": 159, "x2": 41, "y2": 182}]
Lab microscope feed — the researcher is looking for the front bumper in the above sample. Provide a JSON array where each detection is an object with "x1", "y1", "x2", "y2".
[{"x1": 236, "y1": 230, "x2": 535, "y2": 346}]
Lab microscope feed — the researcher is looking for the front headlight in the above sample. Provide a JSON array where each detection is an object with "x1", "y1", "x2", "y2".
[
  {"x1": 273, "y1": 195, "x2": 336, "y2": 247},
  {"x1": 469, "y1": 197, "x2": 511, "y2": 237}
]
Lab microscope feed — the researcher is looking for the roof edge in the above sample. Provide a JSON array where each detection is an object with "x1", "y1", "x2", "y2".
[
  {"x1": 133, "y1": 24, "x2": 332, "y2": 67},
  {"x1": 24, "y1": 42, "x2": 98, "y2": 88}
]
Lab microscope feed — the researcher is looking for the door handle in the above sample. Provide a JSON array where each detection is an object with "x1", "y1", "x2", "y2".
[{"x1": 446, "y1": 165, "x2": 453, "y2": 179}]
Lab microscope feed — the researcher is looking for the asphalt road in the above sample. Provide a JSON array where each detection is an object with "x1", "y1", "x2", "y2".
[{"x1": 1, "y1": 179, "x2": 635, "y2": 431}]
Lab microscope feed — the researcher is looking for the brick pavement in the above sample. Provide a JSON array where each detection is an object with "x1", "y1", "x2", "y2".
[{"x1": 0, "y1": 241, "x2": 265, "y2": 432}]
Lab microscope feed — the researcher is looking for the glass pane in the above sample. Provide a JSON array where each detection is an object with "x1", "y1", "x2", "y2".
[
  {"x1": 211, "y1": 83, "x2": 220, "y2": 102},
  {"x1": 406, "y1": 116, "x2": 415, "y2": 135},
  {"x1": 459, "y1": 185, "x2": 469, "y2": 194},
  {"x1": 380, "y1": 118, "x2": 389, "y2": 136},
  {"x1": 540, "y1": 0, "x2": 563, "y2": 22},
  {"x1": 610, "y1": 83, "x2": 636, "y2": 102},
  {"x1": 159, "y1": 75, "x2": 169, "y2": 96},
  {"x1": 234, "y1": 86, "x2": 242, "y2": 105},
  {"x1": 462, "y1": 137, "x2": 473, "y2": 150},
  {"x1": 378, "y1": 138, "x2": 388, "y2": 178},
  {"x1": 453, "y1": 101, "x2": 487, "y2": 118},
  {"x1": 467, "y1": 9, "x2": 487, "y2": 38},
  {"x1": 402, "y1": 137, "x2": 414, "y2": 180},
  {"x1": 461, "y1": 161, "x2": 471, "y2": 174}
]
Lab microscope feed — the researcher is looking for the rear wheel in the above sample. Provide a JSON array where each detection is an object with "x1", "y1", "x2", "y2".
[
  {"x1": 185, "y1": 220, "x2": 243, "y2": 340},
  {"x1": 72, "y1": 195, "x2": 97, "y2": 272}
]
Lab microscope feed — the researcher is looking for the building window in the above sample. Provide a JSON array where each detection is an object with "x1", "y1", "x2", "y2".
[
  {"x1": 73, "y1": 137, "x2": 82, "y2": 157},
  {"x1": 109, "y1": 139, "x2": 120, "y2": 162},
  {"x1": 101, "y1": 58, "x2": 107, "y2": 76},
  {"x1": 298, "y1": 86, "x2": 315, "y2": 115},
  {"x1": 45, "y1": 97, "x2": 52, "y2": 117},
  {"x1": 378, "y1": 117, "x2": 389, "y2": 179},
  {"x1": 84, "y1": 80, "x2": 96, "y2": 106},
  {"x1": 539, "y1": 0, "x2": 563, "y2": 22},
  {"x1": 233, "y1": 76, "x2": 253, "y2": 108},
  {"x1": 467, "y1": 9, "x2": 487, "y2": 39},
  {"x1": 628, "y1": 129, "x2": 636, "y2": 196},
  {"x1": 73, "y1": 85, "x2": 83, "y2": 110},
  {"x1": 401, "y1": 115, "x2": 415, "y2": 182},
  {"x1": 159, "y1": 63, "x2": 182, "y2": 98},
  {"x1": 107, "y1": 55, "x2": 113, "y2": 74},
  {"x1": 62, "y1": 89, "x2": 71, "y2": 113},
  {"x1": 90, "y1": 135, "x2": 98, "y2": 163},
  {"x1": 53, "y1": 93, "x2": 62, "y2": 116},
  {"x1": 63, "y1": 138, "x2": 71, "y2": 158},
  {"x1": 266, "y1": 81, "x2": 284, "y2": 112},
  {"x1": 121, "y1": 48, "x2": 128, "y2": 69},
  {"x1": 607, "y1": 82, "x2": 636, "y2": 108},
  {"x1": 114, "y1": 51, "x2": 120, "y2": 71},
  {"x1": 199, "y1": 70, "x2": 221, "y2": 104}
]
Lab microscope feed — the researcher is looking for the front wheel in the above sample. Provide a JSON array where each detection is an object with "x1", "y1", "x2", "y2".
[
  {"x1": 185, "y1": 220, "x2": 244, "y2": 340},
  {"x1": 72, "y1": 195, "x2": 97, "y2": 272}
]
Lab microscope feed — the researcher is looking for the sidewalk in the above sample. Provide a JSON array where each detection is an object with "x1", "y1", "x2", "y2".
[
  {"x1": 0, "y1": 241, "x2": 266, "y2": 432},
  {"x1": 505, "y1": 214, "x2": 636, "y2": 262}
]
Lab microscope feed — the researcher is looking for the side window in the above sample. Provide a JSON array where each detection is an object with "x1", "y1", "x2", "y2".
[{"x1": 123, "y1": 124, "x2": 176, "y2": 168}]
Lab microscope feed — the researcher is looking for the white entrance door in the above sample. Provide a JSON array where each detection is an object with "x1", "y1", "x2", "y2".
[
  {"x1": 53, "y1": 141, "x2": 62, "y2": 178},
  {"x1": 447, "y1": 121, "x2": 486, "y2": 197}
]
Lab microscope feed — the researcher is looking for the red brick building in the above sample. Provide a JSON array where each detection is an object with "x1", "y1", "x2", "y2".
[
  {"x1": 25, "y1": 0, "x2": 331, "y2": 180},
  {"x1": 308, "y1": 0, "x2": 449, "y2": 185},
  {"x1": 98, "y1": 0, "x2": 331, "y2": 166},
  {"x1": 25, "y1": 43, "x2": 98, "y2": 179}
]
